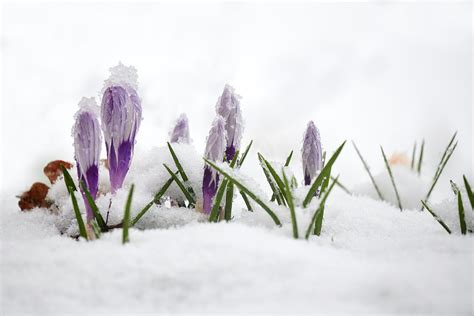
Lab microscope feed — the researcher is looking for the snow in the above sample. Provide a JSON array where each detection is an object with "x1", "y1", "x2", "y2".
[
  {"x1": 1, "y1": 143, "x2": 473, "y2": 313},
  {"x1": 1, "y1": 186, "x2": 472, "y2": 314}
]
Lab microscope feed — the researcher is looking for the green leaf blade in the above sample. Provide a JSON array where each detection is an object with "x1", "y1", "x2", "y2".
[{"x1": 122, "y1": 184, "x2": 134, "y2": 244}]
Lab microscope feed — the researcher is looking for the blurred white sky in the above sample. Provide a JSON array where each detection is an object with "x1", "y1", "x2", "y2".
[{"x1": 1, "y1": 2, "x2": 472, "y2": 198}]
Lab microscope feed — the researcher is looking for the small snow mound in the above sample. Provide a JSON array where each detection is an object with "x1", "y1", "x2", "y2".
[{"x1": 102, "y1": 62, "x2": 139, "y2": 93}]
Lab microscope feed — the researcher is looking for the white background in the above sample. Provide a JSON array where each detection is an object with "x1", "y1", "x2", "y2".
[{"x1": 1, "y1": 1, "x2": 472, "y2": 196}]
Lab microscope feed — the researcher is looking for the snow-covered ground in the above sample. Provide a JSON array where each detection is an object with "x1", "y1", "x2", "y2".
[{"x1": 1, "y1": 145, "x2": 473, "y2": 314}]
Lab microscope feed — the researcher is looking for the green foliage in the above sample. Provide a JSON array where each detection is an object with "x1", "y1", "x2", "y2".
[
  {"x1": 352, "y1": 141, "x2": 384, "y2": 201},
  {"x1": 204, "y1": 158, "x2": 282, "y2": 226},
  {"x1": 303, "y1": 141, "x2": 346, "y2": 208},
  {"x1": 61, "y1": 166, "x2": 87, "y2": 240},
  {"x1": 381, "y1": 146, "x2": 403, "y2": 211},
  {"x1": 122, "y1": 184, "x2": 134, "y2": 244},
  {"x1": 420, "y1": 200, "x2": 451, "y2": 234}
]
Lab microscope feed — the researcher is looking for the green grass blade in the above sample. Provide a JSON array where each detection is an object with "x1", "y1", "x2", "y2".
[
  {"x1": 209, "y1": 179, "x2": 229, "y2": 222},
  {"x1": 303, "y1": 141, "x2": 346, "y2": 208},
  {"x1": 167, "y1": 142, "x2": 189, "y2": 182},
  {"x1": 240, "y1": 191, "x2": 253, "y2": 211},
  {"x1": 163, "y1": 164, "x2": 196, "y2": 207},
  {"x1": 257, "y1": 154, "x2": 283, "y2": 205},
  {"x1": 167, "y1": 142, "x2": 195, "y2": 200},
  {"x1": 284, "y1": 150, "x2": 294, "y2": 167},
  {"x1": 210, "y1": 151, "x2": 239, "y2": 222},
  {"x1": 457, "y1": 191, "x2": 466, "y2": 234},
  {"x1": 411, "y1": 141, "x2": 417, "y2": 170},
  {"x1": 352, "y1": 141, "x2": 384, "y2": 201},
  {"x1": 204, "y1": 158, "x2": 282, "y2": 226},
  {"x1": 259, "y1": 153, "x2": 287, "y2": 206},
  {"x1": 434, "y1": 132, "x2": 458, "y2": 180},
  {"x1": 122, "y1": 184, "x2": 134, "y2": 244},
  {"x1": 224, "y1": 182, "x2": 234, "y2": 221},
  {"x1": 421, "y1": 140, "x2": 458, "y2": 210},
  {"x1": 305, "y1": 176, "x2": 338, "y2": 239},
  {"x1": 417, "y1": 139, "x2": 424, "y2": 175},
  {"x1": 283, "y1": 171, "x2": 298, "y2": 239},
  {"x1": 238, "y1": 140, "x2": 253, "y2": 167},
  {"x1": 463, "y1": 175, "x2": 474, "y2": 210},
  {"x1": 381, "y1": 146, "x2": 403, "y2": 211},
  {"x1": 80, "y1": 181, "x2": 108, "y2": 232},
  {"x1": 331, "y1": 176, "x2": 351, "y2": 195},
  {"x1": 61, "y1": 166, "x2": 87, "y2": 239},
  {"x1": 420, "y1": 200, "x2": 451, "y2": 234},
  {"x1": 314, "y1": 168, "x2": 332, "y2": 235},
  {"x1": 131, "y1": 175, "x2": 175, "y2": 226}
]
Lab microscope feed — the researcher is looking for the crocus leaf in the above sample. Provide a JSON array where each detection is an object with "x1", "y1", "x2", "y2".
[
  {"x1": 303, "y1": 141, "x2": 346, "y2": 208},
  {"x1": 122, "y1": 184, "x2": 134, "y2": 244},
  {"x1": 131, "y1": 174, "x2": 176, "y2": 226},
  {"x1": 283, "y1": 171, "x2": 298, "y2": 239},
  {"x1": 284, "y1": 150, "x2": 294, "y2": 167},
  {"x1": 352, "y1": 141, "x2": 384, "y2": 201},
  {"x1": 209, "y1": 151, "x2": 239, "y2": 222},
  {"x1": 204, "y1": 158, "x2": 281, "y2": 226},
  {"x1": 421, "y1": 200, "x2": 451, "y2": 234},
  {"x1": 238, "y1": 140, "x2": 253, "y2": 167},
  {"x1": 381, "y1": 146, "x2": 403, "y2": 211},
  {"x1": 61, "y1": 166, "x2": 87, "y2": 240},
  {"x1": 463, "y1": 175, "x2": 474, "y2": 210},
  {"x1": 457, "y1": 191, "x2": 466, "y2": 235},
  {"x1": 305, "y1": 175, "x2": 338, "y2": 239},
  {"x1": 163, "y1": 164, "x2": 196, "y2": 207},
  {"x1": 80, "y1": 181, "x2": 108, "y2": 232},
  {"x1": 259, "y1": 153, "x2": 287, "y2": 206}
]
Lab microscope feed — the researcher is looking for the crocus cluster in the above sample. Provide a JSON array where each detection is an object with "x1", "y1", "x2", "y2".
[
  {"x1": 170, "y1": 113, "x2": 190, "y2": 144},
  {"x1": 301, "y1": 121, "x2": 322, "y2": 185},
  {"x1": 73, "y1": 98, "x2": 102, "y2": 222},
  {"x1": 202, "y1": 85, "x2": 244, "y2": 214},
  {"x1": 72, "y1": 63, "x2": 142, "y2": 221},
  {"x1": 100, "y1": 63, "x2": 142, "y2": 193}
]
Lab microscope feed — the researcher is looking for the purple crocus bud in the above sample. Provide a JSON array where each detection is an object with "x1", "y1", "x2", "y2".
[
  {"x1": 302, "y1": 121, "x2": 322, "y2": 186},
  {"x1": 215, "y1": 84, "x2": 244, "y2": 161},
  {"x1": 100, "y1": 63, "x2": 142, "y2": 193},
  {"x1": 202, "y1": 116, "x2": 226, "y2": 214},
  {"x1": 169, "y1": 113, "x2": 190, "y2": 144},
  {"x1": 73, "y1": 97, "x2": 102, "y2": 222}
]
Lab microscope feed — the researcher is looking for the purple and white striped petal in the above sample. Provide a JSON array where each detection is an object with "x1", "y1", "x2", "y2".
[
  {"x1": 215, "y1": 84, "x2": 244, "y2": 161},
  {"x1": 100, "y1": 63, "x2": 142, "y2": 193},
  {"x1": 170, "y1": 113, "x2": 190, "y2": 144},
  {"x1": 73, "y1": 97, "x2": 102, "y2": 222},
  {"x1": 302, "y1": 121, "x2": 322, "y2": 186},
  {"x1": 202, "y1": 116, "x2": 226, "y2": 214}
]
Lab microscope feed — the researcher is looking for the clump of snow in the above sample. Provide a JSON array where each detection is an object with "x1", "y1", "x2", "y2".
[{"x1": 102, "y1": 62, "x2": 139, "y2": 93}]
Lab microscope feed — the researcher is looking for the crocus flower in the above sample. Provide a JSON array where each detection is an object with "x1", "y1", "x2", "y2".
[
  {"x1": 170, "y1": 113, "x2": 190, "y2": 144},
  {"x1": 215, "y1": 84, "x2": 244, "y2": 161},
  {"x1": 73, "y1": 97, "x2": 102, "y2": 222},
  {"x1": 202, "y1": 116, "x2": 226, "y2": 214},
  {"x1": 302, "y1": 121, "x2": 322, "y2": 186},
  {"x1": 100, "y1": 63, "x2": 142, "y2": 193}
]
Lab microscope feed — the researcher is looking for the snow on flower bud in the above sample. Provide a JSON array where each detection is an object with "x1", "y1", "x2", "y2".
[
  {"x1": 302, "y1": 121, "x2": 322, "y2": 186},
  {"x1": 202, "y1": 116, "x2": 226, "y2": 214},
  {"x1": 169, "y1": 113, "x2": 190, "y2": 144},
  {"x1": 73, "y1": 97, "x2": 102, "y2": 222},
  {"x1": 100, "y1": 63, "x2": 142, "y2": 193},
  {"x1": 215, "y1": 84, "x2": 244, "y2": 161}
]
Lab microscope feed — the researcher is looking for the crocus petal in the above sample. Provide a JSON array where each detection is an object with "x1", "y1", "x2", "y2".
[
  {"x1": 215, "y1": 85, "x2": 244, "y2": 161},
  {"x1": 100, "y1": 63, "x2": 142, "y2": 193},
  {"x1": 170, "y1": 113, "x2": 190, "y2": 144},
  {"x1": 73, "y1": 97, "x2": 101, "y2": 222},
  {"x1": 302, "y1": 121, "x2": 322, "y2": 186},
  {"x1": 202, "y1": 116, "x2": 226, "y2": 214}
]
